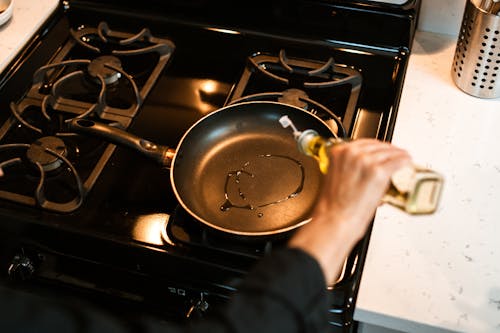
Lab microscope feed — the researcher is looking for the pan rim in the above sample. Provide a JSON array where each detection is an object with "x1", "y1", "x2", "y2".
[{"x1": 170, "y1": 100, "x2": 338, "y2": 237}]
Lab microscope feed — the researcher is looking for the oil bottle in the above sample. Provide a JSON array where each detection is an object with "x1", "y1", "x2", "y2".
[{"x1": 279, "y1": 115, "x2": 444, "y2": 215}]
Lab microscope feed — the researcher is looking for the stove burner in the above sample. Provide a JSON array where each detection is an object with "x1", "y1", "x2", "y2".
[
  {"x1": 163, "y1": 205, "x2": 357, "y2": 286},
  {"x1": 0, "y1": 140, "x2": 84, "y2": 212},
  {"x1": 227, "y1": 50, "x2": 362, "y2": 134},
  {"x1": 26, "y1": 136, "x2": 67, "y2": 172},
  {"x1": 229, "y1": 91, "x2": 345, "y2": 137},
  {"x1": 7, "y1": 21, "x2": 175, "y2": 134},
  {"x1": 7, "y1": 58, "x2": 140, "y2": 134},
  {"x1": 87, "y1": 56, "x2": 123, "y2": 85},
  {"x1": 163, "y1": 206, "x2": 279, "y2": 259}
]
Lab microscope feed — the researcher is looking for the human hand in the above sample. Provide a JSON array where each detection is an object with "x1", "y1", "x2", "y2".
[
  {"x1": 288, "y1": 139, "x2": 412, "y2": 284},
  {"x1": 313, "y1": 138, "x2": 412, "y2": 243}
]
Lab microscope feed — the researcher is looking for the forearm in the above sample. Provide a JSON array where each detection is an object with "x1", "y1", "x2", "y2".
[{"x1": 288, "y1": 214, "x2": 360, "y2": 284}]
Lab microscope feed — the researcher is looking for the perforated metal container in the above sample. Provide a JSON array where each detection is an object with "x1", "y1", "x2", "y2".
[{"x1": 452, "y1": 0, "x2": 500, "y2": 98}]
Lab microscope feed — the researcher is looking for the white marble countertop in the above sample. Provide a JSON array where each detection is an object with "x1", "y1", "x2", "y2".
[
  {"x1": 354, "y1": 31, "x2": 500, "y2": 333},
  {"x1": 0, "y1": 0, "x2": 59, "y2": 74}
]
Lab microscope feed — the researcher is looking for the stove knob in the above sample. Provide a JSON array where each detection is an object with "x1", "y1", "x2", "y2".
[
  {"x1": 186, "y1": 293, "x2": 209, "y2": 319},
  {"x1": 8, "y1": 254, "x2": 36, "y2": 281}
]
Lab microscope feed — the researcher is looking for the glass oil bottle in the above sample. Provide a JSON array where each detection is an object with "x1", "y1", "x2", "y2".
[{"x1": 279, "y1": 115, "x2": 444, "y2": 215}]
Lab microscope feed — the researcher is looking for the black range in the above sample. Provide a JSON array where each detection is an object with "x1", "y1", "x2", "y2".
[{"x1": 0, "y1": 1, "x2": 420, "y2": 331}]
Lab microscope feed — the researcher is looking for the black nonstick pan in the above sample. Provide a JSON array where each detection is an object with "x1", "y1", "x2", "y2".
[{"x1": 69, "y1": 101, "x2": 344, "y2": 237}]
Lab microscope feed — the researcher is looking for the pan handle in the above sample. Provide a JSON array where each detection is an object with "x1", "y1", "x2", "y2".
[{"x1": 68, "y1": 118, "x2": 175, "y2": 168}]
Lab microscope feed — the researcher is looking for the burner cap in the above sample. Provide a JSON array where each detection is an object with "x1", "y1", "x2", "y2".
[
  {"x1": 26, "y1": 136, "x2": 68, "y2": 172},
  {"x1": 87, "y1": 55, "x2": 123, "y2": 85},
  {"x1": 277, "y1": 88, "x2": 308, "y2": 109}
]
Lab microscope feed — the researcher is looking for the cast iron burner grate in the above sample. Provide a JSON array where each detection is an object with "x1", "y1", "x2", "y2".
[
  {"x1": 163, "y1": 205, "x2": 282, "y2": 259},
  {"x1": 226, "y1": 49, "x2": 362, "y2": 136},
  {"x1": 162, "y1": 206, "x2": 358, "y2": 287},
  {"x1": 0, "y1": 22, "x2": 176, "y2": 213},
  {"x1": 0, "y1": 138, "x2": 84, "y2": 212},
  {"x1": 10, "y1": 21, "x2": 175, "y2": 127}
]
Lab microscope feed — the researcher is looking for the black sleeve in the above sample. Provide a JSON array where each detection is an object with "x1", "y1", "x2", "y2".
[{"x1": 0, "y1": 248, "x2": 329, "y2": 333}]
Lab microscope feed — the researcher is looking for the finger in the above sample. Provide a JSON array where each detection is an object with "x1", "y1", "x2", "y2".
[
  {"x1": 379, "y1": 151, "x2": 413, "y2": 174},
  {"x1": 362, "y1": 147, "x2": 411, "y2": 167},
  {"x1": 336, "y1": 139, "x2": 410, "y2": 164},
  {"x1": 339, "y1": 140, "x2": 406, "y2": 157}
]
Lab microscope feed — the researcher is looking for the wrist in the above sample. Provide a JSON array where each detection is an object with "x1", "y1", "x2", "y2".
[{"x1": 288, "y1": 216, "x2": 358, "y2": 284}]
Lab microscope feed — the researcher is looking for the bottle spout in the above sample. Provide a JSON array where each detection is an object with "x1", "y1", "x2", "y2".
[{"x1": 279, "y1": 115, "x2": 302, "y2": 140}]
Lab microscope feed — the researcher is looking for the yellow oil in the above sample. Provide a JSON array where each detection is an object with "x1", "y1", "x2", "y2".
[{"x1": 302, "y1": 135, "x2": 332, "y2": 174}]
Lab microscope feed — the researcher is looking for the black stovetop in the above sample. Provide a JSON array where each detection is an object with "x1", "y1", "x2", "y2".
[{"x1": 0, "y1": 0, "x2": 420, "y2": 330}]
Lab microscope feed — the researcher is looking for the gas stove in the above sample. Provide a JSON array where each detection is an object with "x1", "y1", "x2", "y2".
[{"x1": 0, "y1": 1, "x2": 420, "y2": 331}]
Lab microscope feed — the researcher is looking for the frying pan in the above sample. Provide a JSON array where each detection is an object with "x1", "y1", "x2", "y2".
[{"x1": 69, "y1": 101, "x2": 343, "y2": 237}]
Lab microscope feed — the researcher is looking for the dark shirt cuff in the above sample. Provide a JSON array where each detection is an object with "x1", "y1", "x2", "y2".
[{"x1": 223, "y1": 247, "x2": 330, "y2": 333}]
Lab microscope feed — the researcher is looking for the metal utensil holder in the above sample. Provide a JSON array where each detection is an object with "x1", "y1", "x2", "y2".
[{"x1": 452, "y1": 0, "x2": 500, "y2": 98}]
